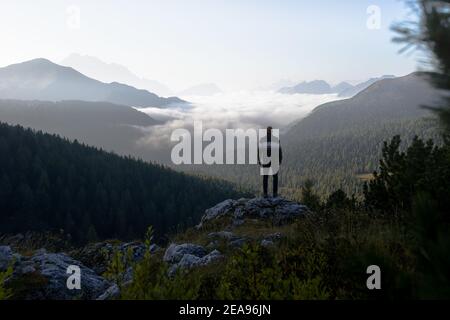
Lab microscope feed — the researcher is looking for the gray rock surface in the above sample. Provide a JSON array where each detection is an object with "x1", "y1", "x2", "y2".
[
  {"x1": 175, "y1": 254, "x2": 202, "y2": 269},
  {"x1": 229, "y1": 237, "x2": 248, "y2": 248},
  {"x1": 1, "y1": 246, "x2": 112, "y2": 299},
  {"x1": 164, "y1": 243, "x2": 223, "y2": 276},
  {"x1": 163, "y1": 243, "x2": 207, "y2": 264},
  {"x1": 96, "y1": 283, "x2": 120, "y2": 300},
  {"x1": 206, "y1": 231, "x2": 249, "y2": 249},
  {"x1": 0, "y1": 246, "x2": 15, "y2": 271},
  {"x1": 197, "y1": 197, "x2": 308, "y2": 228},
  {"x1": 202, "y1": 199, "x2": 237, "y2": 222},
  {"x1": 208, "y1": 231, "x2": 236, "y2": 240},
  {"x1": 201, "y1": 249, "x2": 223, "y2": 265},
  {"x1": 30, "y1": 250, "x2": 111, "y2": 300},
  {"x1": 261, "y1": 240, "x2": 274, "y2": 247}
]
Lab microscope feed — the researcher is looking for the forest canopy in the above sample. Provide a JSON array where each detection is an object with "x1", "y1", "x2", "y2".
[{"x1": 0, "y1": 122, "x2": 248, "y2": 243}]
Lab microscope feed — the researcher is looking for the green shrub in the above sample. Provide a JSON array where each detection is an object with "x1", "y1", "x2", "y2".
[{"x1": 0, "y1": 264, "x2": 14, "y2": 300}]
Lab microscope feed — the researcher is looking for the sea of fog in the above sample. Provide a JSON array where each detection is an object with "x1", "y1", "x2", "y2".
[{"x1": 136, "y1": 90, "x2": 343, "y2": 149}]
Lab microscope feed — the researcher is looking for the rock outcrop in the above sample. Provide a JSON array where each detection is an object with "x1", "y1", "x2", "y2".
[
  {"x1": 206, "y1": 231, "x2": 249, "y2": 249},
  {"x1": 197, "y1": 197, "x2": 308, "y2": 228},
  {"x1": 1, "y1": 246, "x2": 111, "y2": 299},
  {"x1": 96, "y1": 283, "x2": 120, "y2": 300},
  {"x1": 163, "y1": 243, "x2": 207, "y2": 264},
  {"x1": 30, "y1": 249, "x2": 110, "y2": 299},
  {"x1": 0, "y1": 246, "x2": 16, "y2": 270},
  {"x1": 163, "y1": 243, "x2": 223, "y2": 276}
]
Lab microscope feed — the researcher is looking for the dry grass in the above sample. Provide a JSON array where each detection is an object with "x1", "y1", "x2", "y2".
[{"x1": 356, "y1": 173, "x2": 374, "y2": 181}]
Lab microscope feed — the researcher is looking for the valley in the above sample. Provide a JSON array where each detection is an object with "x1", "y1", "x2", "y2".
[
  {"x1": 1, "y1": 0, "x2": 449, "y2": 301},
  {"x1": 0, "y1": 69, "x2": 443, "y2": 293},
  {"x1": 1, "y1": 59, "x2": 442, "y2": 198}
]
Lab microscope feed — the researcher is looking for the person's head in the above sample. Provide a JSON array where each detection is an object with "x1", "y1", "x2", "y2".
[{"x1": 267, "y1": 126, "x2": 272, "y2": 136}]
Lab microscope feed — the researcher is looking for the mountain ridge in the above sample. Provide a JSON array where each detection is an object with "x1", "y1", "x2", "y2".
[
  {"x1": 60, "y1": 53, "x2": 174, "y2": 97},
  {"x1": 280, "y1": 71, "x2": 442, "y2": 194},
  {"x1": 0, "y1": 58, "x2": 185, "y2": 108},
  {"x1": 184, "y1": 72, "x2": 443, "y2": 196},
  {"x1": 278, "y1": 75, "x2": 397, "y2": 97},
  {"x1": 0, "y1": 98, "x2": 164, "y2": 160}
]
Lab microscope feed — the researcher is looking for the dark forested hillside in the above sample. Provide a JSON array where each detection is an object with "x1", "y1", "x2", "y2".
[
  {"x1": 0, "y1": 99, "x2": 159, "y2": 159},
  {"x1": 0, "y1": 122, "x2": 247, "y2": 243}
]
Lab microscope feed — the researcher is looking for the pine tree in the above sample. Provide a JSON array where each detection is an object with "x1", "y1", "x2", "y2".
[
  {"x1": 301, "y1": 180, "x2": 322, "y2": 210},
  {"x1": 393, "y1": 0, "x2": 450, "y2": 133}
]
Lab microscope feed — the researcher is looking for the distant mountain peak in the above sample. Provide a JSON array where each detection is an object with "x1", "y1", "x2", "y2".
[
  {"x1": 279, "y1": 80, "x2": 332, "y2": 94},
  {"x1": 61, "y1": 53, "x2": 174, "y2": 97},
  {"x1": 6, "y1": 58, "x2": 63, "y2": 70},
  {"x1": 287, "y1": 72, "x2": 439, "y2": 139},
  {"x1": 332, "y1": 81, "x2": 353, "y2": 93},
  {"x1": 279, "y1": 75, "x2": 404, "y2": 97},
  {"x1": 0, "y1": 58, "x2": 185, "y2": 108},
  {"x1": 27, "y1": 57, "x2": 52, "y2": 64}
]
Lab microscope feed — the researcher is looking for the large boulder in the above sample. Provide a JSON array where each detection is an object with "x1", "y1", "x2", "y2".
[
  {"x1": 2, "y1": 246, "x2": 111, "y2": 300},
  {"x1": 163, "y1": 243, "x2": 207, "y2": 264},
  {"x1": 163, "y1": 243, "x2": 223, "y2": 276},
  {"x1": 29, "y1": 250, "x2": 111, "y2": 300},
  {"x1": 168, "y1": 249, "x2": 223, "y2": 276},
  {"x1": 2, "y1": 241, "x2": 167, "y2": 300},
  {"x1": 0, "y1": 246, "x2": 15, "y2": 271},
  {"x1": 201, "y1": 199, "x2": 238, "y2": 222},
  {"x1": 197, "y1": 197, "x2": 308, "y2": 228},
  {"x1": 200, "y1": 249, "x2": 223, "y2": 265}
]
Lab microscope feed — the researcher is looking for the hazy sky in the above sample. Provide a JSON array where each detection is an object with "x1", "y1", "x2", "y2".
[{"x1": 0, "y1": 0, "x2": 418, "y2": 91}]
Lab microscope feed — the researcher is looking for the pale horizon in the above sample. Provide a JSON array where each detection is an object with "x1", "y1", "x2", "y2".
[{"x1": 0, "y1": 0, "x2": 419, "y2": 92}]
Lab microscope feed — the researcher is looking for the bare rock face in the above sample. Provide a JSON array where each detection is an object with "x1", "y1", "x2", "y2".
[
  {"x1": 197, "y1": 197, "x2": 308, "y2": 228},
  {"x1": 200, "y1": 249, "x2": 223, "y2": 265},
  {"x1": 163, "y1": 243, "x2": 223, "y2": 276},
  {"x1": 96, "y1": 283, "x2": 120, "y2": 301},
  {"x1": 208, "y1": 231, "x2": 236, "y2": 240},
  {"x1": 163, "y1": 243, "x2": 208, "y2": 264},
  {"x1": 1, "y1": 246, "x2": 111, "y2": 300},
  {"x1": 0, "y1": 246, "x2": 15, "y2": 271},
  {"x1": 168, "y1": 249, "x2": 223, "y2": 276},
  {"x1": 30, "y1": 250, "x2": 110, "y2": 300}
]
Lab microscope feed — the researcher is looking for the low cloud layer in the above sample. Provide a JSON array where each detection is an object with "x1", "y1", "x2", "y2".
[{"x1": 134, "y1": 90, "x2": 342, "y2": 162}]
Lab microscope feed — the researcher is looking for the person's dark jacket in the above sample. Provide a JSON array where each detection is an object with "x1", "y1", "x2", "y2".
[{"x1": 257, "y1": 135, "x2": 282, "y2": 168}]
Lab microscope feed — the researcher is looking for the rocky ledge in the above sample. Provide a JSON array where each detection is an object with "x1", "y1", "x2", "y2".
[
  {"x1": 0, "y1": 242, "x2": 161, "y2": 300},
  {"x1": 163, "y1": 243, "x2": 223, "y2": 276},
  {"x1": 0, "y1": 245, "x2": 110, "y2": 300},
  {"x1": 197, "y1": 197, "x2": 309, "y2": 228}
]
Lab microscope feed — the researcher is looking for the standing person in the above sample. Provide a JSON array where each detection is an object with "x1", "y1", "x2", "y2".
[{"x1": 258, "y1": 126, "x2": 282, "y2": 198}]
